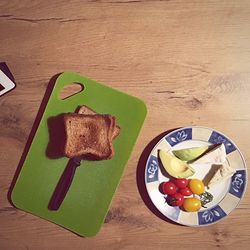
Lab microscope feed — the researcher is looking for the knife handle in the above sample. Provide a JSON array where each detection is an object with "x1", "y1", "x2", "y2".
[{"x1": 48, "y1": 158, "x2": 81, "y2": 210}]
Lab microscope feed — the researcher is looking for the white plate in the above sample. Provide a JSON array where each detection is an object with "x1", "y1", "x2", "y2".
[
  {"x1": 0, "y1": 69, "x2": 16, "y2": 96},
  {"x1": 145, "y1": 126, "x2": 247, "y2": 226}
]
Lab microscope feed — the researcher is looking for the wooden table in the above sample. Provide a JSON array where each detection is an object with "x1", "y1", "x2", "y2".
[{"x1": 1, "y1": 0, "x2": 250, "y2": 249}]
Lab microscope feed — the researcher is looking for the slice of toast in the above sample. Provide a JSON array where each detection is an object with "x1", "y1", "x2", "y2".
[
  {"x1": 76, "y1": 105, "x2": 96, "y2": 116},
  {"x1": 63, "y1": 113, "x2": 115, "y2": 159},
  {"x1": 77, "y1": 105, "x2": 120, "y2": 140}
]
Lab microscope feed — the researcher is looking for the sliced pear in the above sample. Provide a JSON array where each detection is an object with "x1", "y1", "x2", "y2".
[
  {"x1": 159, "y1": 150, "x2": 195, "y2": 178},
  {"x1": 192, "y1": 144, "x2": 226, "y2": 164},
  {"x1": 172, "y1": 146, "x2": 209, "y2": 161}
]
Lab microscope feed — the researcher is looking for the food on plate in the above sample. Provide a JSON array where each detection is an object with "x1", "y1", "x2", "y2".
[
  {"x1": 173, "y1": 178, "x2": 188, "y2": 188},
  {"x1": 179, "y1": 187, "x2": 193, "y2": 196},
  {"x1": 162, "y1": 181, "x2": 178, "y2": 195},
  {"x1": 199, "y1": 191, "x2": 213, "y2": 208},
  {"x1": 183, "y1": 197, "x2": 201, "y2": 212},
  {"x1": 207, "y1": 164, "x2": 236, "y2": 188},
  {"x1": 63, "y1": 113, "x2": 117, "y2": 159},
  {"x1": 161, "y1": 177, "x2": 212, "y2": 211},
  {"x1": 77, "y1": 105, "x2": 120, "y2": 140},
  {"x1": 168, "y1": 193, "x2": 184, "y2": 207},
  {"x1": 159, "y1": 150, "x2": 195, "y2": 178},
  {"x1": 188, "y1": 179, "x2": 205, "y2": 195},
  {"x1": 192, "y1": 143, "x2": 226, "y2": 164},
  {"x1": 158, "y1": 142, "x2": 232, "y2": 212},
  {"x1": 172, "y1": 146, "x2": 209, "y2": 162}
]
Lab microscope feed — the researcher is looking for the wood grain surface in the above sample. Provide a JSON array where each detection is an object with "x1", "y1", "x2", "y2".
[{"x1": 1, "y1": 0, "x2": 250, "y2": 249}]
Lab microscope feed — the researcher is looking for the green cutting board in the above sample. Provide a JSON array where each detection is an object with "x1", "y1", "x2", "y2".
[{"x1": 11, "y1": 72, "x2": 147, "y2": 237}]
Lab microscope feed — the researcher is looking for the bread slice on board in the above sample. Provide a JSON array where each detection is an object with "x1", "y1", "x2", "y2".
[
  {"x1": 76, "y1": 105, "x2": 96, "y2": 115},
  {"x1": 63, "y1": 113, "x2": 115, "y2": 159},
  {"x1": 77, "y1": 105, "x2": 120, "y2": 140}
]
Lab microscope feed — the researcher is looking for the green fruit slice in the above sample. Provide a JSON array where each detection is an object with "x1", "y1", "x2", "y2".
[
  {"x1": 159, "y1": 150, "x2": 195, "y2": 178},
  {"x1": 192, "y1": 144, "x2": 226, "y2": 164},
  {"x1": 172, "y1": 146, "x2": 209, "y2": 161}
]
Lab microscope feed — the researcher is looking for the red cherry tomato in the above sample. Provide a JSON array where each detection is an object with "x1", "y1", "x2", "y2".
[
  {"x1": 162, "y1": 181, "x2": 177, "y2": 195},
  {"x1": 179, "y1": 187, "x2": 193, "y2": 196},
  {"x1": 173, "y1": 178, "x2": 188, "y2": 188},
  {"x1": 168, "y1": 193, "x2": 184, "y2": 206}
]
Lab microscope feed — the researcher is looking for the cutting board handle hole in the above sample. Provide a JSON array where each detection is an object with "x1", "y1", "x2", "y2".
[{"x1": 59, "y1": 83, "x2": 85, "y2": 100}]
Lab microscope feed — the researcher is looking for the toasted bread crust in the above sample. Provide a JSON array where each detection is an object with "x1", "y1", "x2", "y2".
[
  {"x1": 63, "y1": 113, "x2": 115, "y2": 159},
  {"x1": 76, "y1": 105, "x2": 96, "y2": 115},
  {"x1": 77, "y1": 105, "x2": 120, "y2": 140}
]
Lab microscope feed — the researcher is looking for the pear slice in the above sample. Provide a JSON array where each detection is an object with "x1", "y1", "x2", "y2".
[
  {"x1": 159, "y1": 150, "x2": 195, "y2": 178},
  {"x1": 192, "y1": 144, "x2": 226, "y2": 164},
  {"x1": 172, "y1": 146, "x2": 209, "y2": 162}
]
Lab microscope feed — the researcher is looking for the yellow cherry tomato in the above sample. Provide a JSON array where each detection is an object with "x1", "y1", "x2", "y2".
[
  {"x1": 183, "y1": 198, "x2": 201, "y2": 212},
  {"x1": 188, "y1": 179, "x2": 205, "y2": 195}
]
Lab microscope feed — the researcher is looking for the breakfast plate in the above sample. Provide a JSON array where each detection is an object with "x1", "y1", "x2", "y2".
[{"x1": 145, "y1": 126, "x2": 247, "y2": 226}]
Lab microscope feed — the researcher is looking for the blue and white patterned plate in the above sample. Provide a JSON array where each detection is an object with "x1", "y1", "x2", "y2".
[{"x1": 145, "y1": 126, "x2": 247, "y2": 226}]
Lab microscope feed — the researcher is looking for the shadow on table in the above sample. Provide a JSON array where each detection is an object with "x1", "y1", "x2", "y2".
[
  {"x1": 7, "y1": 73, "x2": 62, "y2": 207},
  {"x1": 136, "y1": 129, "x2": 185, "y2": 226}
]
